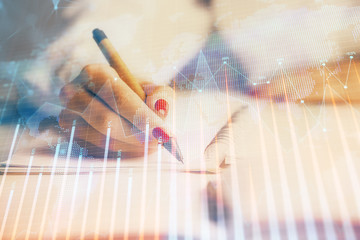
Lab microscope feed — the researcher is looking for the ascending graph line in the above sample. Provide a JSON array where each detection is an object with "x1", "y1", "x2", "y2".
[
  {"x1": 0, "y1": 121, "x2": 20, "y2": 197},
  {"x1": 214, "y1": 140, "x2": 228, "y2": 240},
  {"x1": 184, "y1": 136, "x2": 193, "y2": 240},
  {"x1": 65, "y1": 150, "x2": 83, "y2": 240},
  {"x1": 224, "y1": 65, "x2": 245, "y2": 240},
  {"x1": 25, "y1": 171, "x2": 43, "y2": 240},
  {"x1": 168, "y1": 150, "x2": 178, "y2": 240},
  {"x1": 124, "y1": 169, "x2": 133, "y2": 240},
  {"x1": 280, "y1": 70, "x2": 318, "y2": 240},
  {"x1": 94, "y1": 124, "x2": 111, "y2": 240},
  {"x1": 202, "y1": 63, "x2": 225, "y2": 90},
  {"x1": 327, "y1": 86, "x2": 360, "y2": 217},
  {"x1": 154, "y1": 141, "x2": 162, "y2": 240},
  {"x1": 344, "y1": 89, "x2": 360, "y2": 145},
  {"x1": 0, "y1": 189, "x2": 14, "y2": 239},
  {"x1": 199, "y1": 100, "x2": 210, "y2": 240},
  {"x1": 139, "y1": 119, "x2": 149, "y2": 240},
  {"x1": 248, "y1": 167, "x2": 262, "y2": 240},
  {"x1": 253, "y1": 93, "x2": 281, "y2": 240},
  {"x1": 324, "y1": 66, "x2": 346, "y2": 87},
  {"x1": 80, "y1": 170, "x2": 94, "y2": 240},
  {"x1": 169, "y1": 77, "x2": 179, "y2": 240},
  {"x1": 325, "y1": 140, "x2": 356, "y2": 240},
  {"x1": 10, "y1": 149, "x2": 35, "y2": 240},
  {"x1": 281, "y1": 68, "x2": 322, "y2": 126},
  {"x1": 353, "y1": 60, "x2": 360, "y2": 84},
  {"x1": 302, "y1": 107, "x2": 336, "y2": 240},
  {"x1": 268, "y1": 95, "x2": 298, "y2": 240},
  {"x1": 345, "y1": 57, "x2": 353, "y2": 87},
  {"x1": 139, "y1": 120, "x2": 149, "y2": 240},
  {"x1": 324, "y1": 83, "x2": 360, "y2": 116},
  {"x1": 281, "y1": 68, "x2": 307, "y2": 101},
  {"x1": 320, "y1": 70, "x2": 328, "y2": 130},
  {"x1": 0, "y1": 63, "x2": 18, "y2": 125},
  {"x1": 6, "y1": 120, "x2": 20, "y2": 162},
  {"x1": 52, "y1": 120, "x2": 76, "y2": 240},
  {"x1": 194, "y1": 50, "x2": 215, "y2": 86},
  {"x1": 38, "y1": 140, "x2": 60, "y2": 240},
  {"x1": 109, "y1": 152, "x2": 121, "y2": 240}
]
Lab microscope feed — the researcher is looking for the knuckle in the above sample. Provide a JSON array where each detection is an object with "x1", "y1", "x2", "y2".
[
  {"x1": 82, "y1": 64, "x2": 97, "y2": 75},
  {"x1": 82, "y1": 64, "x2": 108, "y2": 76},
  {"x1": 82, "y1": 64, "x2": 117, "y2": 83},
  {"x1": 59, "y1": 84, "x2": 76, "y2": 104}
]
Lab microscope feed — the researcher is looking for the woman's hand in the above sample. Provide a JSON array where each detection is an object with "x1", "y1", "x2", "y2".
[{"x1": 59, "y1": 64, "x2": 173, "y2": 158}]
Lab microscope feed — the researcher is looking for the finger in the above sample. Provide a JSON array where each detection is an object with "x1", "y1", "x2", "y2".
[
  {"x1": 62, "y1": 87, "x2": 91, "y2": 113},
  {"x1": 62, "y1": 64, "x2": 173, "y2": 143},
  {"x1": 75, "y1": 65, "x2": 168, "y2": 135},
  {"x1": 74, "y1": 140, "x2": 152, "y2": 159},
  {"x1": 85, "y1": 73, "x2": 174, "y2": 143},
  {"x1": 59, "y1": 80, "x2": 83, "y2": 107},
  {"x1": 77, "y1": 64, "x2": 134, "y2": 114},
  {"x1": 142, "y1": 82, "x2": 173, "y2": 119},
  {"x1": 59, "y1": 110, "x2": 158, "y2": 156},
  {"x1": 60, "y1": 95, "x2": 150, "y2": 146},
  {"x1": 74, "y1": 64, "x2": 119, "y2": 92},
  {"x1": 59, "y1": 64, "x2": 117, "y2": 107}
]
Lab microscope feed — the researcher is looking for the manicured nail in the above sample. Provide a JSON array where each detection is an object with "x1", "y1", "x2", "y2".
[
  {"x1": 155, "y1": 99, "x2": 168, "y2": 113},
  {"x1": 152, "y1": 127, "x2": 170, "y2": 143}
]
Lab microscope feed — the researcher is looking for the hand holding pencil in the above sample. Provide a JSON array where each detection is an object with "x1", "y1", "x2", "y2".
[{"x1": 58, "y1": 29, "x2": 183, "y2": 161}]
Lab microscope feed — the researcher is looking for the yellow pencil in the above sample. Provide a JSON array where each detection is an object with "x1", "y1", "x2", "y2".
[{"x1": 92, "y1": 28, "x2": 146, "y2": 101}]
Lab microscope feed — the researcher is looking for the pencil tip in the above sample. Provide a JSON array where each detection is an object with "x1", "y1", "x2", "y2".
[
  {"x1": 163, "y1": 138, "x2": 184, "y2": 164},
  {"x1": 177, "y1": 155, "x2": 184, "y2": 164}
]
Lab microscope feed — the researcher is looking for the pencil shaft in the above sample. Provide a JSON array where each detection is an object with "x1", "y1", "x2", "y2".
[{"x1": 94, "y1": 30, "x2": 146, "y2": 101}]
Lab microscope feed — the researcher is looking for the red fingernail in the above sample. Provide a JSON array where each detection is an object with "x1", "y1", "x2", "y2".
[
  {"x1": 155, "y1": 99, "x2": 168, "y2": 112},
  {"x1": 152, "y1": 127, "x2": 170, "y2": 143}
]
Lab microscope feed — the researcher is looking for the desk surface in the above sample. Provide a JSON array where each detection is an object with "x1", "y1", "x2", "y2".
[{"x1": 1, "y1": 101, "x2": 360, "y2": 239}]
